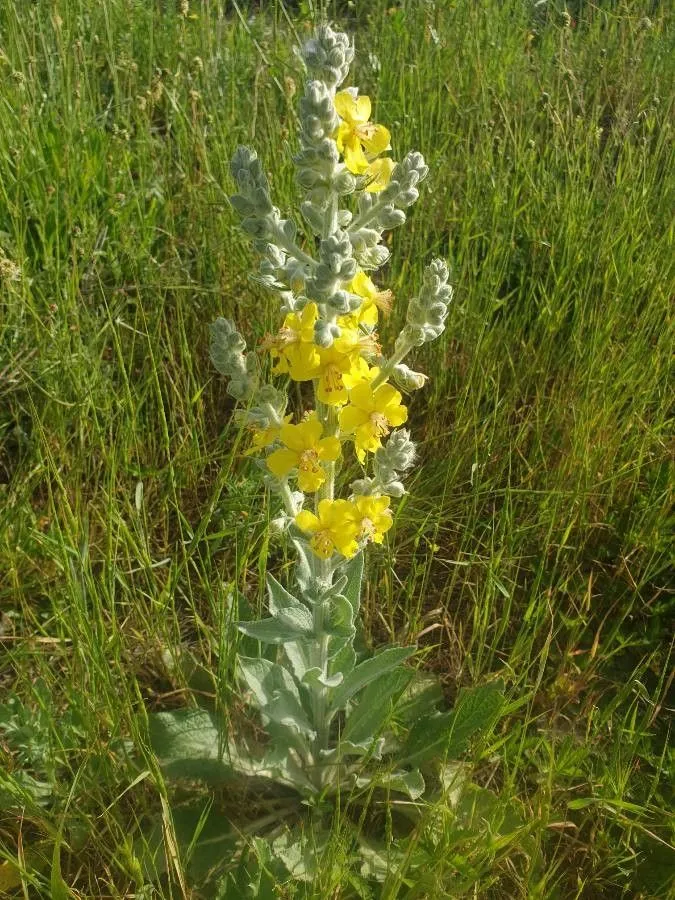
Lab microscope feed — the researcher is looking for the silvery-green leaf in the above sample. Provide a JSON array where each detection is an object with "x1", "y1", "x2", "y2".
[
  {"x1": 238, "y1": 656, "x2": 300, "y2": 707},
  {"x1": 325, "y1": 594, "x2": 355, "y2": 636},
  {"x1": 274, "y1": 605, "x2": 313, "y2": 634},
  {"x1": 328, "y1": 574, "x2": 348, "y2": 596},
  {"x1": 302, "y1": 667, "x2": 343, "y2": 688},
  {"x1": 237, "y1": 618, "x2": 305, "y2": 644},
  {"x1": 355, "y1": 768, "x2": 425, "y2": 800},
  {"x1": 271, "y1": 829, "x2": 327, "y2": 882},
  {"x1": 401, "y1": 680, "x2": 504, "y2": 767},
  {"x1": 283, "y1": 640, "x2": 312, "y2": 682},
  {"x1": 292, "y1": 539, "x2": 313, "y2": 594},
  {"x1": 238, "y1": 657, "x2": 315, "y2": 738},
  {"x1": 324, "y1": 736, "x2": 385, "y2": 760},
  {"x1": 328, "y1": 641, "x2": 356, "y2": 676},
  {"x1": 264, "y1": 691, "x2": 316, "y2": 738},
  {"x1": 342, "y1": 667, "x2": 414, "y2": 746},
  {"x1": 328, "y1": 647, "x2": 416, "y2": 714},
  {"x1": 337, "y1": 552, "x2": 363, "y2": 618},
  {"x1": 148, "y1": 710, "x2": 263, "y2": 783},
  {"x1": 439, "y1": 761, "x2": 470, "y2": 807},
  {"x1": 148, "y1": 709, "x2": 228, "y2": 783},
  {"x1": 266, "y1": 573, "x2": 305, "y2": 616}
]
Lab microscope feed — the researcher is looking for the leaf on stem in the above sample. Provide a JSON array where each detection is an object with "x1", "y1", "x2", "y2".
[
  {"x1": 328, "y1": 646, "x2": 416, "y2": 714},
  {"x1": 239, "y1": 657, "x2": 316, "y2": 738},
  {"x1": 342, "y1": 667, "x2": 414, "y2": 746}
]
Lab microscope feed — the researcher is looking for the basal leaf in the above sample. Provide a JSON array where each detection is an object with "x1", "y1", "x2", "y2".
[
  {"x1": 148, "y1": 709, "x2": 235, "y2": 784},
  {"x1": 401, "y1": 679, "x2": 504, "y2": 767},
  {"x1": 395, "y1": 673, "x2": 444, "y2": 726},
  {"x1": 354, "y1": 768, "x2": 426, "y2": 800}
]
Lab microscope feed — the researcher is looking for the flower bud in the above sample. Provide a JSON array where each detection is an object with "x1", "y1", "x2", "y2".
[
  {"x1": 392, "y1": 364, "x2": 428, "y2": 391},
  {"x1": 332, "y1": 169, "x2": 357, "y2": 195},
  {"x1": 314, "y1": 318, "x2": 341, "y2": 347},
  {"x1": 376, "y1": 429, "x2": 416, "y2": 472}
]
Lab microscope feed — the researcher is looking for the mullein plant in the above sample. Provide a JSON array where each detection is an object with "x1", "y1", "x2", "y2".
[{"x1": 148, "y1": 24, "x2": 505, "y2": 892}]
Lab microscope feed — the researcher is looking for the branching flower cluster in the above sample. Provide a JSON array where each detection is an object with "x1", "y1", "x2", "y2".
[{"x1": 212, "y1": 25, "x2": 452, "y2": 568}]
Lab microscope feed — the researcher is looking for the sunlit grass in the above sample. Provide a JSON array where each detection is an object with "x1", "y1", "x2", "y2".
[{"x1": 1, "y1": 1, "x2": 672, "y2": 896}]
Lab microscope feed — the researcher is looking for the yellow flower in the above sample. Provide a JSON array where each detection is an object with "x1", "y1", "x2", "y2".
[
  {"x1": 263, "y1": 303, "x2": 320, "y2": 381},
  {"x1": 243, "y1": 414, "x2": 292, "y2": 457},
  {"x1": 335, "y1": 91, "x2": 391, "y2": 175},
  {"x1": 338, "y1": 381, "x2": 408, "y2": 462},
  {"x1": 266, "y1": 419, "x2": 341, "y2": 492},
  {"x1": 363, "y1": 157, "x2": 396, "y2": 193},
  {"x1": 351, "y1": 495, "x2": 393, "y2": 544},
  {"x1": 344, "y1": 271, "x2": 393, "y2": 327},
  {"x1": 295, "y1": 499, "x2": 360, "y2": 560},
  {"x1": 315, "y1": 337, "x2": 371, "y2": 406}
]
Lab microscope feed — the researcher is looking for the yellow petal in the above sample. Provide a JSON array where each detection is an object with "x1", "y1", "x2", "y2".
[
  {"x1": 335, "y1": 536, "x2": 359, "y2": 558},
  {"x1": 339, "y1": 404, "x2": 369, "y2": 433},
  {"x1": 266, "y1": 447, "x2": 298, "y2": 478},
  {"x1": 297, "y1": 468, "x2": 325, "y2": 493},
  {"x1": 342, "y1": 357, "x2": 371, "y2": 390},
  {"x1": 348, "y1": 381, "x2": 375, "y2": 413},
  {"x1": 350, "y1": 270, "x2": 377, "y2": 299},
  {"x1": 317, "y1": 379, "x2": 348, "y2": 406},
  {"x1": 355, "y1": 423, "x2": 382, "y2": 454},
  {"x1": 296, "y1": 510, "x2": 320, "y2": 534},
  {"x1": 317, "y1": 436, "x2": 341, "y2": 461},
  {"x1": 352, "y1": 94, "x2": 372, "y2": 123},
  {"x1": 286, "y1": 344, "x2": 320, "y2": 381},
  {"x1": 336, "y1": 121, "x2": 352, "y2": 154},
  {"x1": 386, "y1": 404, "x2": 408, "y2": 427},
  {"x1": 343, "y1": 139, "x2": 370, "y2": 175},
  {"x1": 364, "y1": 157, "x2": 396, "y2": 193},
  {"x1": 374, "y1": 383, "x2": 402, "y2": 410},
  {"x1": 360, "y1": 122, "x2": 390, "y2": 156},
  {"x1": 359, "y1": 302, "x2": 379, "y2": 327},
  {"x1": 280, "y1": 420, "x2": 321, "y2": 452},
  {"x1": 309, "y1": 532, "x2": 335, "y2": 559},
  {"x1": 301, "y1": 302, "x2": 318, "y2": 326},
  {"x1": 334, "y1": 90, "x2": 357, "y2": 123}
]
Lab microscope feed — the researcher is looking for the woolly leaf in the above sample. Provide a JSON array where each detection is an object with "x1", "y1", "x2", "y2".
[
  {"x1": 148, "y1": 709, "x2": 235, "y2": 784},
  {"x1": 342, "y1": 667, "x2": 414, "y2": 746},
  {"x1": 237, "y1": 618, "x2": 307, "y2": 644},
  {"x1": 328, "y1": 647, "x2": 416, "y2": 714}
]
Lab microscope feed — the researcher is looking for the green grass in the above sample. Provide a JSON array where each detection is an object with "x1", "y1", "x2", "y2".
[{"x1": 0, "y1": 0, "x2": 673, "y2": 896}]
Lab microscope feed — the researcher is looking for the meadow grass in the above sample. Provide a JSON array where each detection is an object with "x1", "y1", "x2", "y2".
[{"x1": 0, "y1": 0, "x2": 673, "y2": 896}]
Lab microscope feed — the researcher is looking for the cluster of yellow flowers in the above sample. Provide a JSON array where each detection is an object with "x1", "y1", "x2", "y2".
[
  {"x1": 247, "y1": 91, "x2": 405, "y2": 560},
  {"x1": 296, "y1": 496, "x2": 393, "y2": 560}
]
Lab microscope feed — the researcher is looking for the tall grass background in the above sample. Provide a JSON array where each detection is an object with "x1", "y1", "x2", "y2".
[{"x1": 0, "y1": 0, "x2": 672, "y2": 896}]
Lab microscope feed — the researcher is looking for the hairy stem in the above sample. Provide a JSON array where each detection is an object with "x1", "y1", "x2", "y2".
[{"x1": 371, "y1": 334, "x2": 415, "y2": 389}]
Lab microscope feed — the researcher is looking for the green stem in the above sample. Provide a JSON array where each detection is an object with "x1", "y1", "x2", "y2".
[
  {"x1": 278, "y1": 479, "x2": 299, "y2": 516},
  {"x1": 371, "y1": 334, "x2": 415, "y2": 389},
  {"x1": 273, "y1": 222, "x2": 317, "y2": 269}
]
